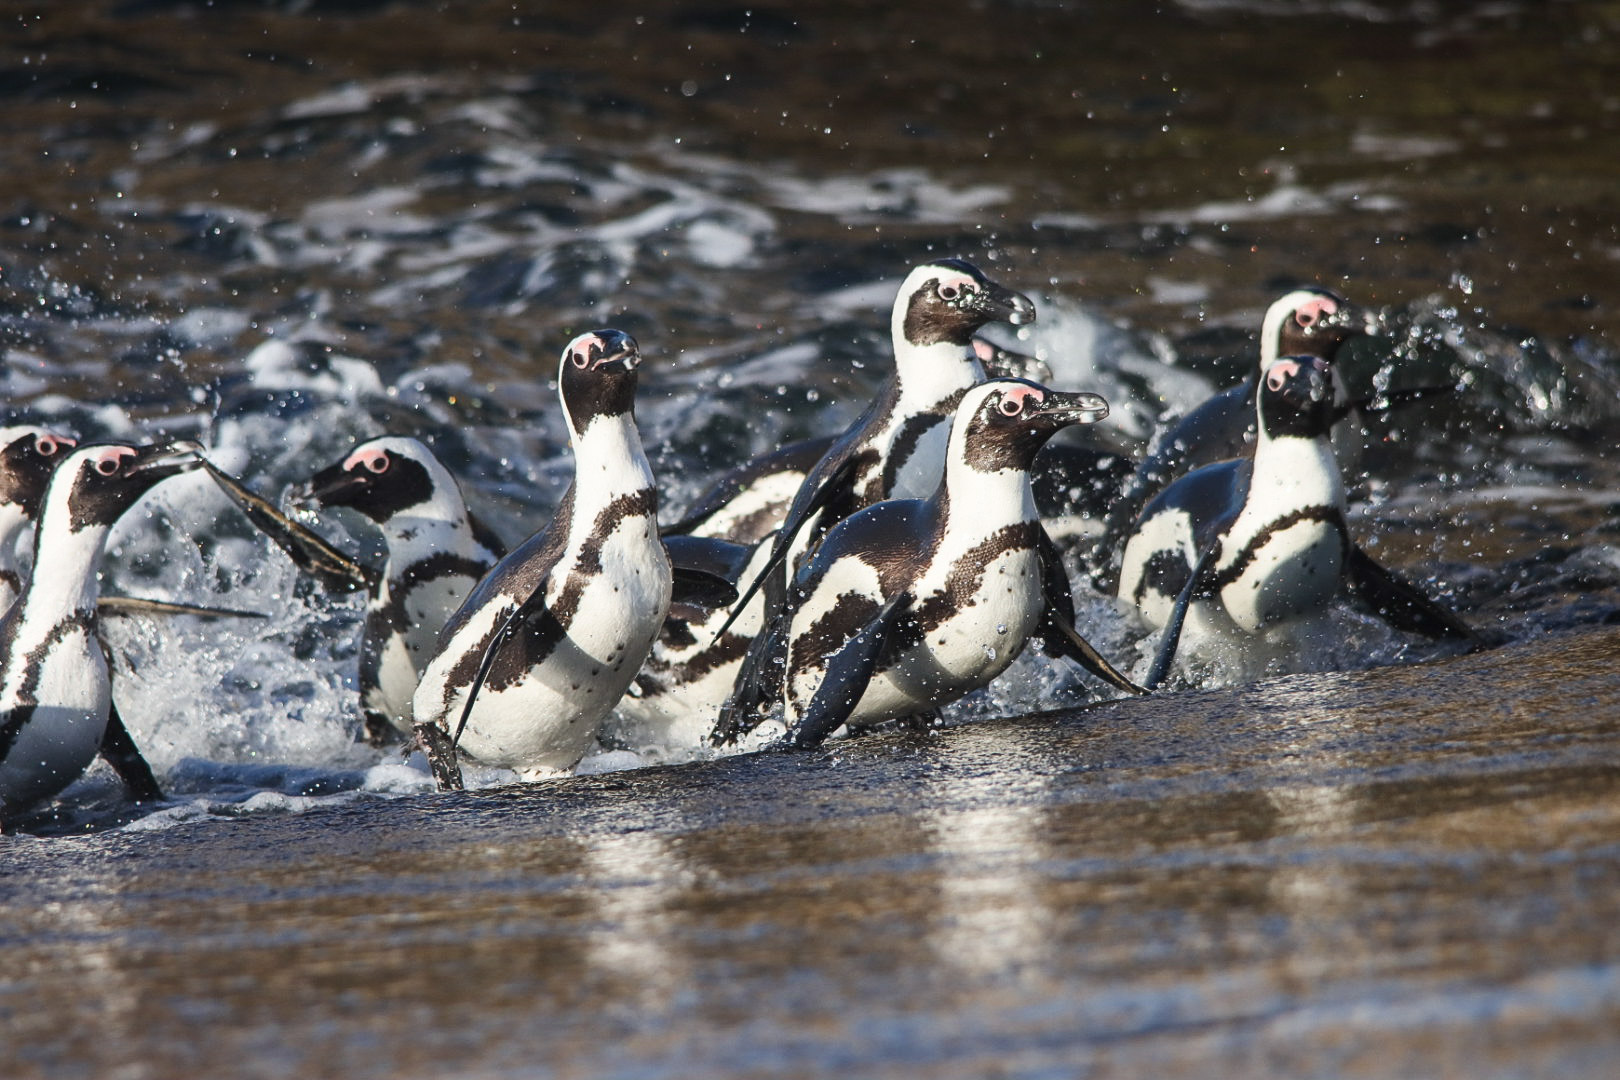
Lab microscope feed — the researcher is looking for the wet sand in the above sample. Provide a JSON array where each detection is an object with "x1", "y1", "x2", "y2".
[{"x1": 5, "y1": 624, "x2": 1618, "y2": 1078}]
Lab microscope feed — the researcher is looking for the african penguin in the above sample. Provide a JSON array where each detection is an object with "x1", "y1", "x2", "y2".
[
  {"x1": 302, "y1": 436, "x2": 503, "y2": 746},
  {"x1": 720, "y1": 378, "x2": 1146, "y2": 751},
  {"x1": 1091, "y1": 288, "x2": 1366, "y2": 585},
  {"x1": 410, "y1": 330, "x2": 674, "y2": 788},
  {"x1": 0, "y1": 440, "x2": 201, "y2": 819},
  {"x1": 0, "y1": 426, "x2": 77, "y2": 612},
  {"x1": 707, "y1": 259, "x2": 1038, "y2": 742},
  {"x1": 1116, "y1": 356, "x2": 1474, "y2": 690}
]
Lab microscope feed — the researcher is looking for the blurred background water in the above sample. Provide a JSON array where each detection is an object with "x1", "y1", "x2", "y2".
[{"x1": 1, "y1": 1, "x2": 1618, "y2": 1076}]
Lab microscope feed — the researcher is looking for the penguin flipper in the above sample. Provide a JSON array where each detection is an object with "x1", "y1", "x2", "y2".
[
  {"x1": 1042, "y1": 615, "x2": 1149, "y2": 697},
  {"x1": 1034, "y1": 527, "x2": 1144, "y2": 695},
  {"x1": 1145, "y1": 542, "x2": 1220, "y2": 691},
  {"x1": 99, "y1": 704, "x2": 163, "y2": 804},
  {"x1": 713, "y1": 452, "x2": 860, "y2": 641},
  {"x1": 1344, "y1": 543, "x2": 1477, "y2": 643},
  {"x1": 97, "y1": 596, "x2": 267, "y2": 620},
  {"x1": 662, "y1": 534, "x2": 747, "y2": 609},
  {"x1": 783, "y1": 591, "x2": 914, "y2": 750},
  {"x1": 448, "y1": 592, "x2": 564, "y2": 750},
  {"x1": 201, "y1": 460, "x2": 381, "y2": 593}
]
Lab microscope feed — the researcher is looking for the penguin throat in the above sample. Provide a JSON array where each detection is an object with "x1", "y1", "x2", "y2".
[
  {"x1": 23, "y1": 518, "x2": 111, "y2": 619},
  {"x1": 891, "y1": 340, "x2": 984, "y2": 413}
]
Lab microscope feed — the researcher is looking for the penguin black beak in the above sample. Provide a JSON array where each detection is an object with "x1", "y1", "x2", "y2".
[
  {"x1": 970, "y1": 281, "x2": 1038, "y2": 328},
  {"x1": 1318, "y1": 299, "x2": 1372, "y2": 344},
  {"x1": 304, "y1": 460, "x2": 370, "y2": 509},
  {"x1": 128, "y1": 439, "x2": 205, "y2": 481},
  {"x1": 1039, "y1": 389, "x2": 1110, "y2": 427},
  {"x1": 972, "y1": 336, "x2": 1054, "y2": 383}
]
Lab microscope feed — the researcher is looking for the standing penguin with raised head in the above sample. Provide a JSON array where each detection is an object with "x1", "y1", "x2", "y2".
[
  {"x1": 1091, "y1": 289, "x2": 1368, "y2": 585},
  {"x1": 0, "y1": 440, "x2": 202, "y2": 820},
  {"x1": 302, "y1": 436, "x2": 503, "y2": 746},
  {"x1": 412, "y1": 330, "x2": 739, "y2": 789},
  {"x1": 1116, "y1": 356, "x2": 1475, "y2": 691},
  {"x1": 721, "y1": 378, "x2": 1146, "y2": 751}
]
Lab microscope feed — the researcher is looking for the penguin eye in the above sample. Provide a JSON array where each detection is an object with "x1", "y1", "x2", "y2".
[
  {"x1": 366, "y1": 454, "x2": 390, "y2": 474},
  {"x1": 1266, "y1": 369, "x2": 1288, "y2": 392},
  {"x1": 997, "y1": 397, "x2": 1023, "y2": 417},
  {"x1": 94, "y1": 457, "x2": 121, "y2": 476},
  {"x1": 35, "y1": 436, "x2": 61, "y2": 456},
  {"x1": 938, "y1": 280, "x2": 977, "y2": 304},
  {"x1": 1296, "y1": 310, "x2": 1317, "y2": 329},
  {"x1": 571, "y1": 346, "x2": 593, "y2": 369}
]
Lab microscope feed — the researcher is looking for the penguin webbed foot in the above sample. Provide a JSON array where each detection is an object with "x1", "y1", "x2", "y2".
[{"x1": 413, "y1": 723, "x2": 464, "y2": 791}]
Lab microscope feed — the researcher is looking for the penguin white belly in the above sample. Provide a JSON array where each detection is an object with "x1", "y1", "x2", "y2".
[
  {"x1": 613, "y1": 541, "x2": 773, "y2": 753},
  {"x1": 0, "y1": 632, "x2": 110, "y2": 812},
  {"x1": 402, "y1": 572, "x2": 482, "y2": 667},
  {"x1": 372, "y1": 570, "x2": 486, "y2": 730},
  {"x1": 1116, "y1": 506, "x2": 1200, "y2": 630},
  {"x1": 454, "y1": 532, "x2": 671, "y2": 775},
  {"x1": 1218, "y1": 517, "x2": 1344, "y2": 633},
  {"x1": 856, "y1": 546, "x2": 1044, "y2": 723},
  {"x1": 369, "y1": 630, "x2": 419, "y2": 729}
]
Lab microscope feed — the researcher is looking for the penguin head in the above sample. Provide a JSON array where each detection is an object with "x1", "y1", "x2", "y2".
[
  {"x1": 52, "y1": 440, "x2": 203, "y2": 533},
  {"x1": 895, "y1": 258, "x2": 1037, "y2": 348},
  {"x1": 1260, "y1": 288, "x2": 1365, "y2": 367},
  {"x1": 0, "y1": 426, "x2": 77, "y2": 519},
  {"x1": 958, "y1": 378, "x2": 1110, "y2": 472},
  {"x1": 557, "y1": 329, "x2": 642, "y2": 436},
  {"x1": 1257, "y1": 356, "x2": 1337, "y2": 440},
  {"x1": 306, "y1": 436, "x2": 441, "y2": 524}
]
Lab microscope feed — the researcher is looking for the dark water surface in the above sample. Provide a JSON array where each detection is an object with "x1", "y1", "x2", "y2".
[
  {"x1": 6, "y1": 626, "x2": 1620, "y2": 1078},
  {"x1": 3, "y1": 1, "x2": 1619, "y2": 1076}
]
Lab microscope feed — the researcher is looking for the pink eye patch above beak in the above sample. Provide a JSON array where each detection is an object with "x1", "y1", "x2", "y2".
[
  {"x1": 565, "y1": 331, "x2": 607, "y2": 368},
  {"x1": 343, "y1": 447, "x2": 390, "y2": 474},
  {"x1": 1296, "y1": 297, "x2": 1338, "y2": 328},
  {"x1": 998, "y1": 385, "x2": 1046, "y2": 415},
  {"x1": 92, "y1": 446, "x2": 138, "y2": 476},
  {"x1": 937, "y1": 272, "x2": 980, "y2": 301},
  {"x1": 1266, "y1": 359, "x2": 1303, "y2": 391}
]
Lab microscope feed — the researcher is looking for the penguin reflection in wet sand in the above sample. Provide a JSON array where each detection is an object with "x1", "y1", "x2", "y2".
[
  {"x1": 303, "y1": 436, "x2": 502, "y2": 746},
  {"x1": 0, "y1": 441, "x2": 202, "y2": 820},
  {"x1": 0, "y1": 425, "x2": 77, "y2": 611},
  {"x1": 721, "y1": 379, "x2": 1146, "y2": 752},
  {"x1": 412, "y1": 330, "x2": 739, "y2": 790},
  {"x1": 1117, "y1": 356, "x2": 1475, "y2": 691}
]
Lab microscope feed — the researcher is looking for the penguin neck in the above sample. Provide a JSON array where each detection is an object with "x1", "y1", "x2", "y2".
[
  {"x1": 1252, "y1": 430, "x2": 1344, "y2": 509},
  {"x1": 567, "y1": 412, "x2": 655, "y2": 516},
  {"x1": 379, "y1": 486, "x2": 482, "y2": 568},
  {"x1": 933, "y1": 453, "x2": 1037, "y2": 541},
  {"x1": 891, "y1": 338, "x2": 986, "y2": 414},
  {"x1": 21, "y1": 510, "x2": 111, "y2": 621}
]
